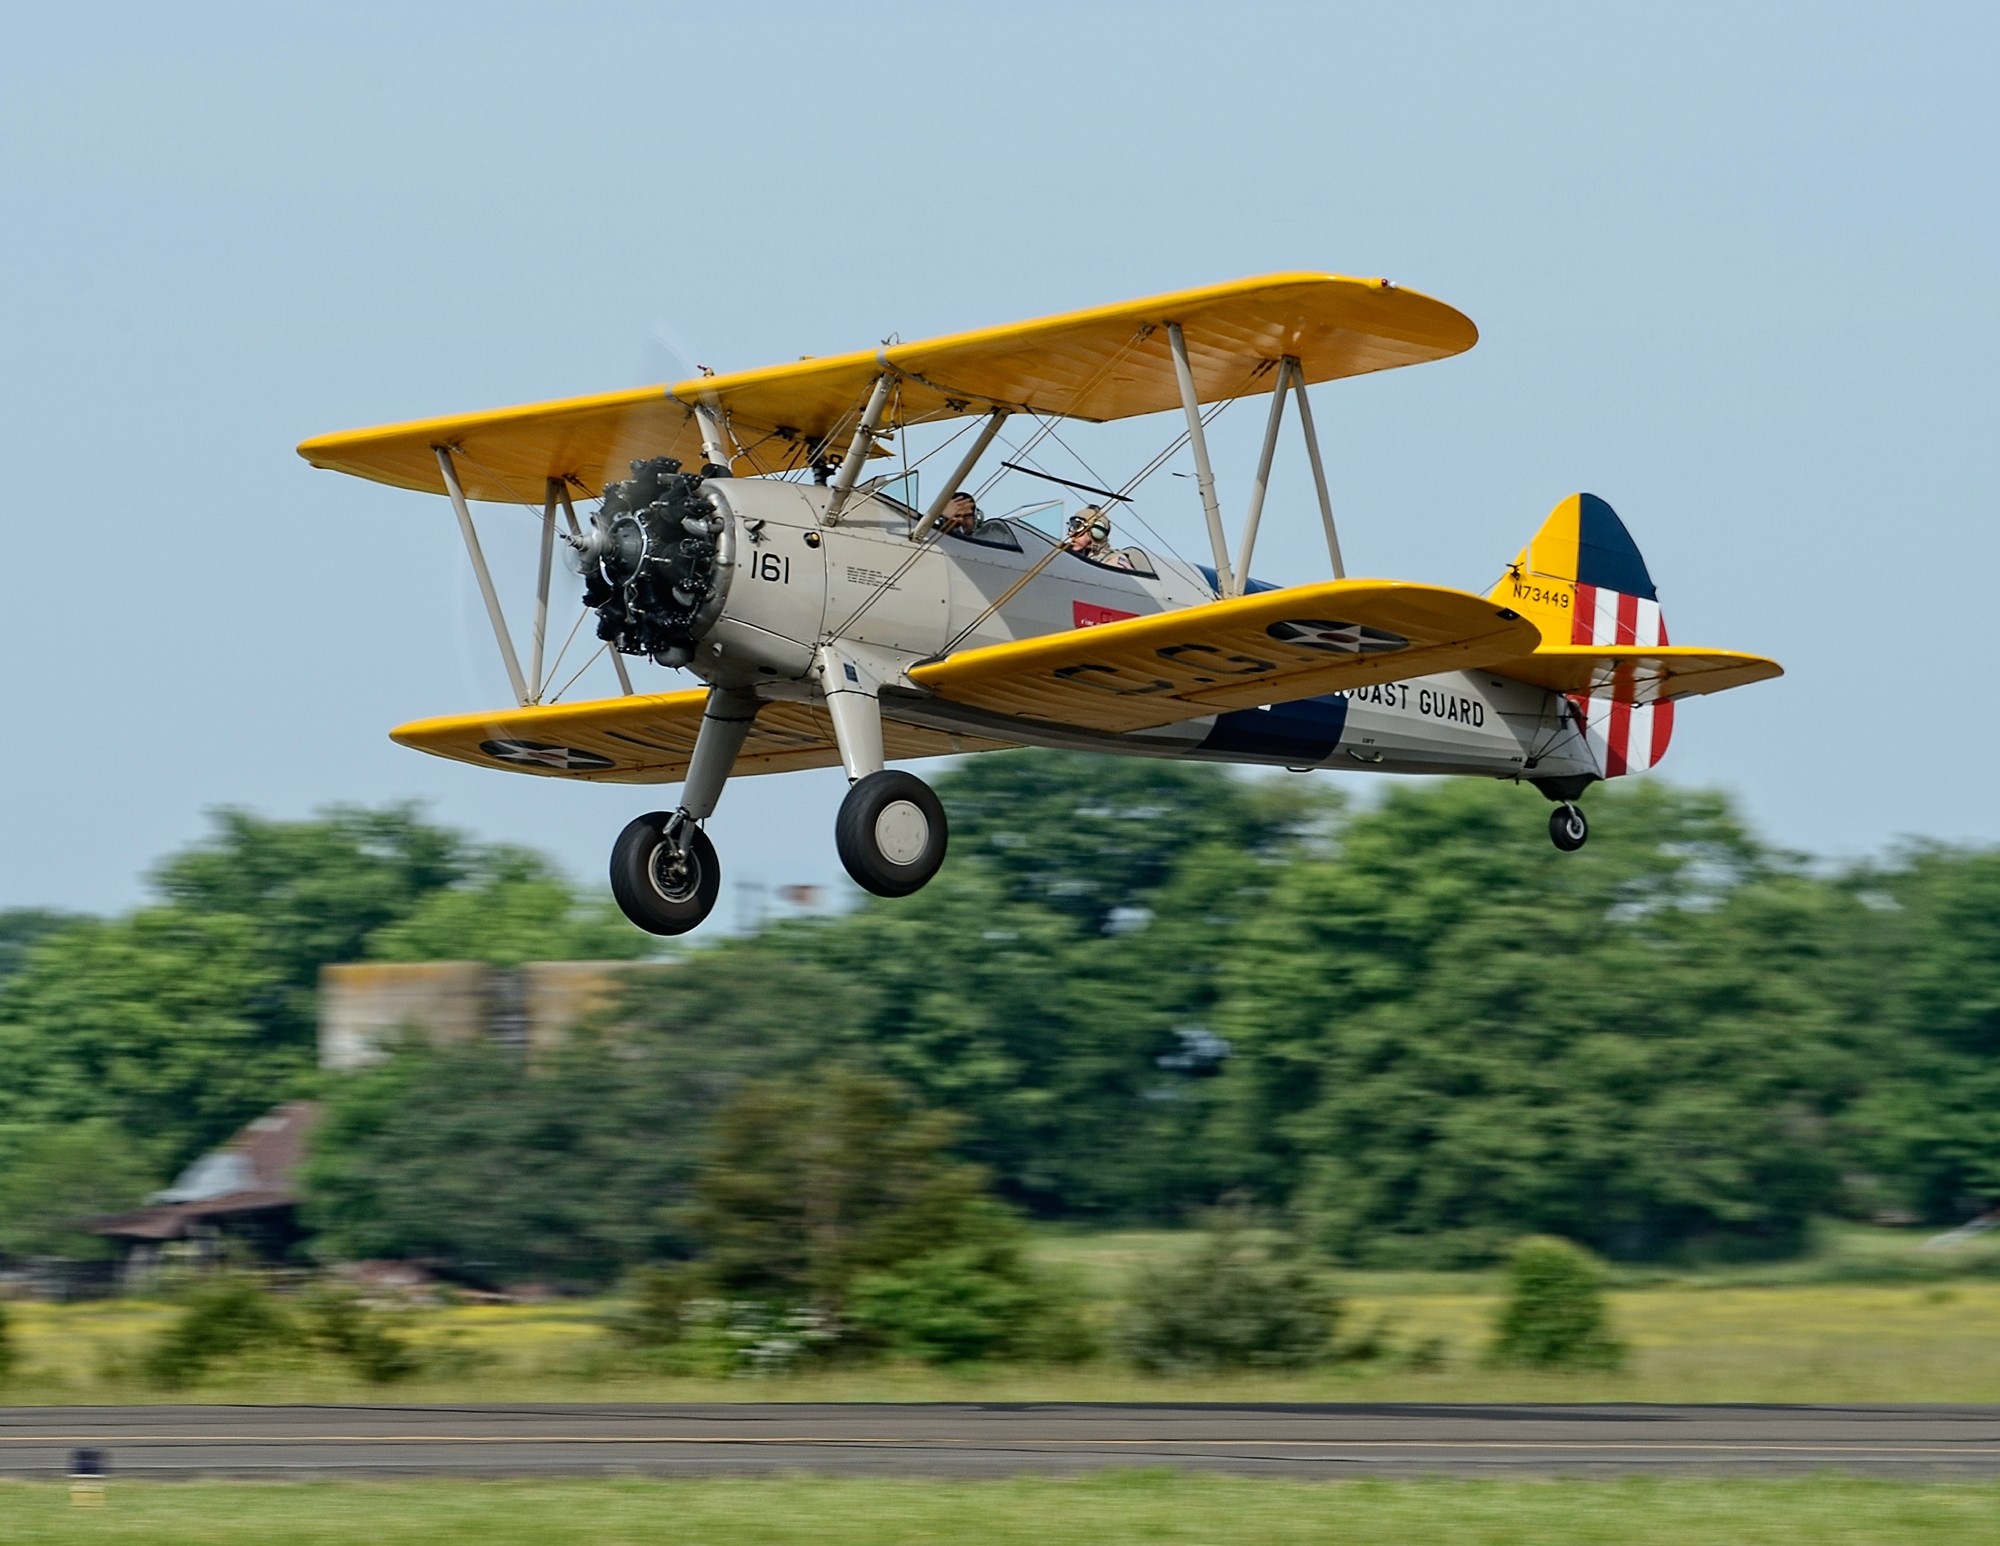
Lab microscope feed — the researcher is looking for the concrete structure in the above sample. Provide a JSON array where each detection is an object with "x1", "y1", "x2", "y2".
[{"x1": 317, "y1": 960, "x2": 670, "y2": 1070}]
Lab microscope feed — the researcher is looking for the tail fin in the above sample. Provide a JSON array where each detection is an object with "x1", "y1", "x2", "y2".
[{"x1": 1488, "y1": 493, "x2": 1673, "y2": 777}]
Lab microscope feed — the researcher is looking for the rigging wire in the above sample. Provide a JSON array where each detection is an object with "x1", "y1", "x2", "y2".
[
  {"x1": 547, "y1": 642, "x2": 612, "y2": 705},
  {"x1": 537, "y1": 603, "x2": 591, "y2": 701}
]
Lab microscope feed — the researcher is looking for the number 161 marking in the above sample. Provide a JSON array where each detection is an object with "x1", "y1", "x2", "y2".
[{"x1": 753, "y1": 553, "x2": 791, "y2": 583}]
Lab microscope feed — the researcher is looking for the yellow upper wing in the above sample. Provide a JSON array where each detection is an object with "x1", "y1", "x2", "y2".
[
  {"x1": 298, "y1": 273, "x2": 1476, "y2": 503},
  {"x1": 390, "y1": 690, "x2": 1014, "y2": 784},
  {"x1": 908, "y1": 581, "x2": 1541, "y2": 735},
  {"x1": 1494, "y1": 645, "x2": 1783, "y2": 704}
]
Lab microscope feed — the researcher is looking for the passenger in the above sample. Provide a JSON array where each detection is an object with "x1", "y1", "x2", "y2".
[
  {"x1": 939, "y1": 491, "x2": 979, "y2": 537},
  {"x1": 1071, "y1": 505, "x2": 1132, "y2": 569}
]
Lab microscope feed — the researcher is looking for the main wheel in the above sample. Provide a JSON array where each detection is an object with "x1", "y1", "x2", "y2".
[
  {"x1": 835, "y1": 770, "x2": 948, "y2": 897},
  {"x1": 1549, "y1": 803, "x2": 1589, "y2": 852},
  {"x1": 609, "y1": 812, "x2": 722, "y2": 934}
]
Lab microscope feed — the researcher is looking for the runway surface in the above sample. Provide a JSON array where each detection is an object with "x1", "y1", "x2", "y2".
[{"x1": 5, "y1": 1403, "x2": 2000, "y2": 1480}]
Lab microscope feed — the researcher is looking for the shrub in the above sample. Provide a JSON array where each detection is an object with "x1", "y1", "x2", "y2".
[
  {"x1": 613, "y1": 1214, "x2": 1093, "y2": 1372},
  {"x1": 1119, "y1": 1216, "x2": 1340, "y2": 1372},
  {"x1": 1486, "y1": 1235, "x2": 1626, "y2": 1370},
  {"x1": 611, "y1": 1264, "x2": 701, "y2": 1352},
  {"x1": 849, "y1": 1231, "x2": 1094, "y2": 1365},
  {"x1": 143, "y1": 1278, "x2": 299, "y2": 1387},
  {"x1": 300, "y1": 1284, "x2": 420, "y2": 1384},
  {"x1": 607, "y1": 1273, "x2": 838, "y2": 1377}
]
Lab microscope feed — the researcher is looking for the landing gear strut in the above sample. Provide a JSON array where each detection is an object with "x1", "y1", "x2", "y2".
[
  {"x1": 610, "y1": 812, "x2": 722, "y2": 934},
  {"x1": 1549, "y1": 803, "x2": 1589, "y2": 852},
  {"x1": 816, "y1": 643, "x2": 950, "y2": 898},
  {"x1": 608, "y1": 685, "x2": 757, "y2": 935}
]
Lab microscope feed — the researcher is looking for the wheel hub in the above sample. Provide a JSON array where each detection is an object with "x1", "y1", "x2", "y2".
[
  {"x1": 647, "y1": 840, "x2": 702, "y2": 903},
  {"x1": 873, "y1": 800, "x2": 930, "y2": 866}
]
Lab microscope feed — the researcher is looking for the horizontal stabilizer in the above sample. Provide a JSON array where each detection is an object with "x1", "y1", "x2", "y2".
[
  {"x1": 1494, "y1": 645, "x2": 1783, "y2": 704},
  {"x1": 910, "y1": 580, "x2": 1540, "y2": 734}
]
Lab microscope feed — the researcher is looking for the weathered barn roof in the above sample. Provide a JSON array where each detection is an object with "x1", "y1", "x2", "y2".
[{"x1": 92, "y1": 1101, "x2": 322, "y2": 1242}]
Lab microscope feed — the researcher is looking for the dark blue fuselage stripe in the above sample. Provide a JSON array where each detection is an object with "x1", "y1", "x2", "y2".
[{"x1": 1198, "y1": 693, "x2": 1349, "y2": 762}]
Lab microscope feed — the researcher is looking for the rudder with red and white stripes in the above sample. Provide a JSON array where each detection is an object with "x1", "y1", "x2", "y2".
[{"x1": 1570, "y1": 579, "x2": 1674, "y2": 777}]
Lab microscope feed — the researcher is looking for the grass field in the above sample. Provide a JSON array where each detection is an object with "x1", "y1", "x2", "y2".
[
  {"x1": 3, "y1": 1476, "x2": 1999, "y2": 1544},
  {"x1": 6, "y1": 1225, "x2": 2000, "y2": 1406}
]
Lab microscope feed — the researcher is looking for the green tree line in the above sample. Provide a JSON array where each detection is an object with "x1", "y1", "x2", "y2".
[{"x1": 2, "y1": 756, "x2": 1998, "y2": 1280}]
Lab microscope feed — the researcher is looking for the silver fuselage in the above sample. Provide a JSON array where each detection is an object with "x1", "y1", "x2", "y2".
[{"x1": 691, "y1": 478, "x2": 1597, "y2": 786}]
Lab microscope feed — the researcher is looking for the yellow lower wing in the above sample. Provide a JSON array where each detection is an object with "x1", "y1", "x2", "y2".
[
  {"x1": 909, "y1": 581, "x2": 1542, "y2": 734},
  {"x1": 1494, "y1": 645, "x2": 1783, "y2": 704},
  {"x1": 390, "y1": 691, "x2": 1013, "y2": 783}
]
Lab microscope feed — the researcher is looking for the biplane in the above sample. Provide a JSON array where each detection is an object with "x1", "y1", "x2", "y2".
[{"x1": 299, "y1": 273, "x2": 1782, "y2": 934}]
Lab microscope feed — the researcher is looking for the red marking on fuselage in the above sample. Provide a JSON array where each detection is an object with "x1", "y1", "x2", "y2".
[{"x1": 1073, "y1": 601, "x2": 1139, "y2": 629}]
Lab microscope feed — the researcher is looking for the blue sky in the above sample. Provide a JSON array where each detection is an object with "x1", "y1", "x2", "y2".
[{"x1": 2, "y1": 1, "x2": 1993, "y2": 927}]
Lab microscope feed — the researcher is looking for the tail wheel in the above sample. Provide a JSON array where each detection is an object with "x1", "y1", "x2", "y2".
[
  {"x1": 836, "y1": 771, "x2": 948, "y2": 897},
  {"x1": 610, "y1": 812, "x2": 722, "y2": 934},
  {"x1": 1549, "y1": 804, "x2": 1589, "y2": 853}
]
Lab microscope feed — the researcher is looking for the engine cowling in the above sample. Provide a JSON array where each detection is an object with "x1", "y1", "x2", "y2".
[{"x1": 573, "y1": 458, "x2": 733, "y2": 668}]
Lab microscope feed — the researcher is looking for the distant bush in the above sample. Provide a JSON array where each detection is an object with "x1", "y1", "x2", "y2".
[
  {"x1": 1486, "y1": 1236, "x2": 1626, "y2": 1371},
  {"x1": 849, "y1": 1228, "x2": 1095, "y2": 1365},
  {"x1": 143, "y1": 1278, "x2": 299, "y2": 1387},
  {"x1": 144, "y1": 1277, "x2": 433, "y2": 1386},
  {"x1": 300, "y1": 1284, "x2": 419, "y2": 1384},
  {"x1": 611, "y1": 1264, "x2": 701, "y2": 1352},
  {"x1": 612, "y1": 1203, "x2": 1093, "y2": 1372},
  {"x1": 1119, "y1": 1216, "x2": 1340, "y2": 1372},
  {"x1": 607, "y1": 1268, "x2": 838, "y2": 1376}
]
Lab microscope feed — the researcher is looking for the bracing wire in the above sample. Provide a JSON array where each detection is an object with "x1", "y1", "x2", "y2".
[
  {"x1": 537, "y1": 604, "x2": 591, "y2": 701},
  {"x1": 547, "y1": 642, "x2": 612, "y2": 705}
]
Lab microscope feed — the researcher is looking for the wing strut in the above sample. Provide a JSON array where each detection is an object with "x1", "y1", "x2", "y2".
[
  {"x1": 823, "y1": 372, "x2": 896, "y2": 525},
  {"x1": 436, "y1": 446, "x2": 530, "y2": 706},
  {"x1": 913, "y1": 408, "x2": 1011, "y2": 541},
  {"x1": 1166, "y1": 322, "x2": 1234, "y2": 597},
  {"x1": 1289, "y1": 357, "x2": 1346, "y2": 579},
  {"x1": 531, "y1": 478, "x2": 559, "y2": 700},
  {"x1": 1234, "y1": 359, "x2": 1290, "y2": 594},
  {"x1": 1229, "y1": 356, "x2": 1347, "y2": 590},
  {"x1": 692, "y1": 401, "x2": 736, "y2": 468}
]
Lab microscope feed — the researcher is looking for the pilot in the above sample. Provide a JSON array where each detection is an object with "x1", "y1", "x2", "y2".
[
  {"x1": 1069, "y1": 505, "x2": 1132, "y2": 569},
  {"x1": 939, "y1": 491, "x2": 979, "y2": 537}
]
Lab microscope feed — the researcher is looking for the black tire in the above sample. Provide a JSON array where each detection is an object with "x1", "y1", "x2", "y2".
[
  {"x1": 1549, "y1": 804, "x2": 1589, "y2": 853},
  {"x1": 835, "y1": 770, "x2": 948, "y2": 897},
  {"x1": 609, "y1": 812, "x2": 722, "y2": 934}
]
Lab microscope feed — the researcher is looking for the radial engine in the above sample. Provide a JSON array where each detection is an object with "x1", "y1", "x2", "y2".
[{"x1": 567, "y1": 457, "x2": 733, "y2": 668}]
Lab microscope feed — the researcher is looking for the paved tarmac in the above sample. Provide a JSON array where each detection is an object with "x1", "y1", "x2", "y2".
[{"x1": 5, "y1": 1403, "x2": 2000, "y2": 1480}]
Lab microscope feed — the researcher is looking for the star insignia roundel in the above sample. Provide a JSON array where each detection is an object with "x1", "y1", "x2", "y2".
[
  {"x1": 478, "y1": 739, "x2": 617, "y2": 771},
  {"x1": 1265, "y1": 619, "x2": 1409, "y2": 655}
]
